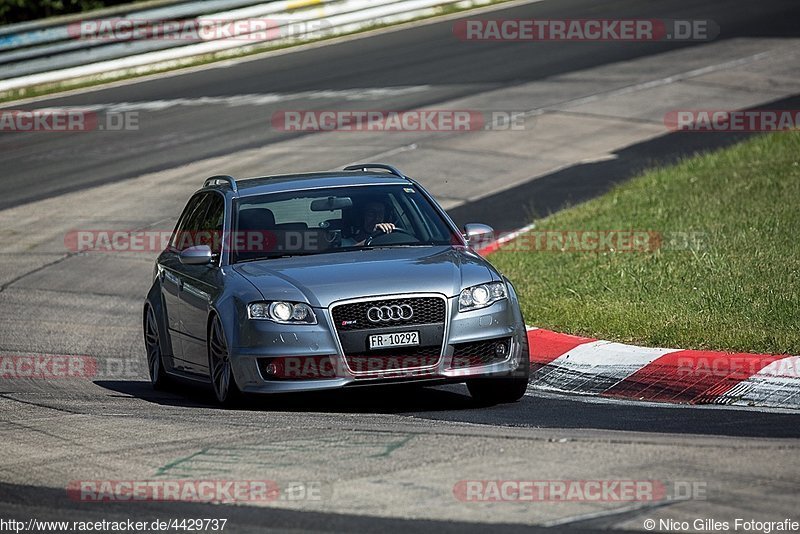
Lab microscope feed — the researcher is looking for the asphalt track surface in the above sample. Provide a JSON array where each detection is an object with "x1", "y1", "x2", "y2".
[
  {"x1": 2, "y1": 0, "x2": 800, "y2": 211},
  {"x1": 2, "y1": 0, "x2": 800, "y2": 532}
]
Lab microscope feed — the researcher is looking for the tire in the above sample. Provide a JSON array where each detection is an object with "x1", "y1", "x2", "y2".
[
  {"x1": 208, "y1": 314, "x2": 243, "y2": 408},
  {"x1": 467, "y1": 335, "x2": 530, "y2": 405},
  {"x1": 144, "y1": 305, "x2": 170, "y2": 390}
]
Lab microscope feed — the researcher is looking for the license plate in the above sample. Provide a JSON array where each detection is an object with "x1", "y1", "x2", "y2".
[{"x1": 369, "y1": 331, "x2": 419, "y2": 349}]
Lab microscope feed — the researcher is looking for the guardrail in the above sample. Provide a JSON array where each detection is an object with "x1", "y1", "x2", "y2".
[
  {"x1": 0, "y1": 0, "x2": 332, "y2": 76},
  {"x1": 0, "y1": 0, "x2": 491, "y2": 94}
]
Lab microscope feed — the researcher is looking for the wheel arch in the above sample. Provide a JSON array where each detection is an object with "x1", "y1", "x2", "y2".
[{"x1": 144, "y1": 282, "x2": 174, "y2": 358}]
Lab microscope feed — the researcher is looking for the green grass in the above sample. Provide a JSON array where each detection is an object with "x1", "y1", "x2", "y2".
[{"x1": 491, "y1": 132, "x2": 800, "y2": 355}]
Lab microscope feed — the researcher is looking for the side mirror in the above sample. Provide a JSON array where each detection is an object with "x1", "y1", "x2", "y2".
[
  {"x1": 179, "y1": 245, "x2": 213, "y2": 265},
  {"x1": 463, "y1": 223, "x2": 495, "y2": 246}
]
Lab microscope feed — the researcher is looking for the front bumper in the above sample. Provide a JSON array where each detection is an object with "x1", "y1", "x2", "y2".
[{"x1": 230, "y1": 294, "x2": 526, "y2": 394}]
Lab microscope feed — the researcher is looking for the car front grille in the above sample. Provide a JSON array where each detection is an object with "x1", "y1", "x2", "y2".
[
  {"x1": 331, "y1": 297, "x2": 446, "y2": 331},
  {"x1": 449, "y1": 337, "x2": 512, "y2": 368},
  {"x1": 330, "y1": 295, "x2": 447, "y2": 376}
]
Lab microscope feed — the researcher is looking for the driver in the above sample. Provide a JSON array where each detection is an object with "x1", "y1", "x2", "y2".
[{"x1": 344, "y1": 199, "x2": 396, "y2": 246}]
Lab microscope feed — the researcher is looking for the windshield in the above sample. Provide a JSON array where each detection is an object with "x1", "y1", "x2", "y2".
[{"x1": 232, "y1": 184, "x2": 459, "y2": 262}]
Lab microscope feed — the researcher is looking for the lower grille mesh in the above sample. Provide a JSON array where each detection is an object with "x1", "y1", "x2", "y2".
[
  {"x1": 345, "y1": 346, "x2": 441, "y2": 375},
  {"x1": 449, "y1": 337, "x2": 512, "y2": 368}
]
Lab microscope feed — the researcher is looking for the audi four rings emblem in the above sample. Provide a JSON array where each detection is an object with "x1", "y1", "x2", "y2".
[{"x1": 367, "y1": 304, "x2": 414, "y2": 322}]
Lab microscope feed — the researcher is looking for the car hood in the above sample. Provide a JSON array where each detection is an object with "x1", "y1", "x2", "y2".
[{"x1": 233, "y1": 246, "x2": 497, "y2": 308}]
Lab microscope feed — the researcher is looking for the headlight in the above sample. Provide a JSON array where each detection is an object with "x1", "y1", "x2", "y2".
[
  {"x1": 248, "y1": 301, "x2": 317, "y2": 324},
  {"x1": 459, "y1": 282, "x2": 507, "y2": 311}
]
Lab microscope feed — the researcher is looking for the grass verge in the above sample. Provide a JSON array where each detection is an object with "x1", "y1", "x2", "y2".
[{"x1": 491, "y1": 132, "x2": 800, "y2": 354}]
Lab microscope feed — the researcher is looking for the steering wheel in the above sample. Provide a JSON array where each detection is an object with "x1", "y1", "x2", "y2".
[{"x1": 364, "y1": 227, "x2": 415, "y2": 246}]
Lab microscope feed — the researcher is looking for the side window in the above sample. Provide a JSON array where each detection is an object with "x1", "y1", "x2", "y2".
[
  {"x1": 198, "y1": 194, "x2": 225, "y2": 256},
  {"x1": 171, "y1": 193, "x2": 211, "y2": 251}
]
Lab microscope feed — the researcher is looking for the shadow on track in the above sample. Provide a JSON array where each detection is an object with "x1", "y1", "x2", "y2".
[
  {"x1": 95, "y1": 380, "x2": 800, "y2": 438},
  {"x1": 94, "y1": 378, "x2": 483, "y2": 412},
  {"x1": 412, "y1": 388, "x2": 800, "y2": 439}
]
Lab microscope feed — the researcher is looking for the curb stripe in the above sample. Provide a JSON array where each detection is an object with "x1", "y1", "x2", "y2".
[
  {"x1": 523, "y1": 329, "x2": 799, "y2": 409},
  {"x1": 526, "y1": 328, "x2": 595, "y2": 365},
  {"x1": 719, "y1": 356, "x2": 800, "y2": 408},
  {"x1": 602, "y1": 350, "x2": 784, "y2": 404},
  {"x1": 534, "y1": 340, "x2": 679, "y2": 395}
]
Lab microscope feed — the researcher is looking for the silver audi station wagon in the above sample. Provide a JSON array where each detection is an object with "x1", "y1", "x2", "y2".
[{"x1": 143, "y1": 164, "x2": 529, "y2": 407}]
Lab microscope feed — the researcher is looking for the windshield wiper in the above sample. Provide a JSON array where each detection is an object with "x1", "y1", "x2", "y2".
[
  {"x1": 365, "y1": 243, "x2": 439, "y2": 248},
  {"x1": 236, "y1": 253, "x2": 315, "y2": 262}
]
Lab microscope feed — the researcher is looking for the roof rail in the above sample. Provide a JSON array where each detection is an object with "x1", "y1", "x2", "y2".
[
  {"x1": 343, "y1": 163, "x2": 405, "y2": 178},
  {"x1": 204, "y1": 174, "x2": 238, "y2": 193}
]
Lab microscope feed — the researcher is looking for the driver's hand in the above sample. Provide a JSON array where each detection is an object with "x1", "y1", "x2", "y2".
[{"x1": 373, "y1": 223, "x2": 396, "y2": 234}]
